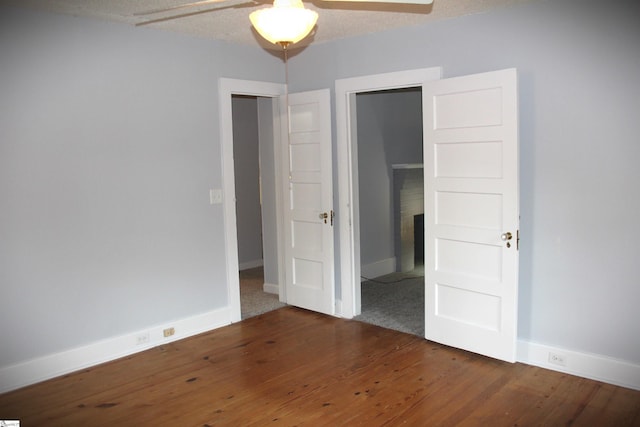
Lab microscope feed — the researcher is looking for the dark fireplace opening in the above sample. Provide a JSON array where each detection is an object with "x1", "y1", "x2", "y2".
[
  {"x1": 414, "y1": 214, "x2": 424, "y2": 266},
  {"x1": 393, "y1": 165, "x2": 423, "y2": 273}
]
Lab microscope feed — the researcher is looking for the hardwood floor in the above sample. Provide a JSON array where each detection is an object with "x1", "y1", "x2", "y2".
[{"x1": 1, "y1": 307, "x2": 639, "y2": 426}]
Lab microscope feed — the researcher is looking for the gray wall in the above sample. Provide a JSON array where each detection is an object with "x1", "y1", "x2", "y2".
[
  {"x1": 232, "y1": 96, "x2": 263, "y2": 268},
  {"x1": 230, "y1": 95, "x2": 280, "y2": 285},
  {"x1": 356, "y1": 89, "x2": 423, "y2": 269},
  {"x1": 288, "y1": 0, "x2": 640, "y2": 364},
  {"x1": 257, "y1": 98, "x2": 280, "y2": 287},
  {"x1": 0, "y1": 6, "x2": 282, "y2": 368}
]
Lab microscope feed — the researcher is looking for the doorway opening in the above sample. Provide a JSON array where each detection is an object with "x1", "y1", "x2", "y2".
[
  {"x1": 351, "y1": 87, "x2": 425, "y2": 336},
  {"x1": 231, "y1": 95, "x2": 286, "y2": 319}
]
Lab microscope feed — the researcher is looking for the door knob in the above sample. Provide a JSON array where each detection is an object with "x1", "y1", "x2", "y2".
[
  {"x1": 319, "y1": 212, "x2": 328, "y2": 223},
  {"x1": 501, "y1": 232, "x2": 513, "y2": 241}
]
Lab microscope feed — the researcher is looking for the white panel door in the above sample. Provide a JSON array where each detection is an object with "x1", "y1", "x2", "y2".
[
  {"x1": 282, "y1": 89, "x2": 334, "y2": 315},
  {"x1": 423, "y1": 69, "x2": 519, "y2": 362}
]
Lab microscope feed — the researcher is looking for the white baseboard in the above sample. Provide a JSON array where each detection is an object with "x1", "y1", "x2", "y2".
[
  {"x1": 4, "y1": 309, "x2": 638, "y2": 393},
  {"x1": 0, "y1": 306, "x2": 232, "y2": 394},
  {"x1": 239, "y1": 259, "x2": 263, "y2": 270},
  {"x1": 518, "y1": 340, "x2": 640, "y2": 391},
  {"x1": 361, "y1": 257, "x2": 396, "y2": 280},
  {"x1": 263, "y1": 282, "x2": 279, "y2": 294}
]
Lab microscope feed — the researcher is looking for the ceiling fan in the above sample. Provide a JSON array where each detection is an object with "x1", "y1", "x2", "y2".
[{"x1": 135, "y1": 0, "x2": 434, "y2": 48}]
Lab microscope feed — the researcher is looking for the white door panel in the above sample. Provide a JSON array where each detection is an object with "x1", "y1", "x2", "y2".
[
  {"x1": 424, "y1": 68, "x2": 519, "y2": 362},
  {"x1": 282, "y1": 89, "x2": 334, "y2": 316}
]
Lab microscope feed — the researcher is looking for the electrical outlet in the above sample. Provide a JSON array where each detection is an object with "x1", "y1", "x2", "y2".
[
  {"x1": 136, "y1": 332, "x2": 150, "y2": 346},
  {"x1": 548, "y1": 352, "x2": 566, "y2": 366},
  {"x1": 163, "y1": 327, "x2": 175, "y2": 338}
]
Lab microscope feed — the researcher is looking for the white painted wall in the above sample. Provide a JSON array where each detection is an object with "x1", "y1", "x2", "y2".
[
  {"x1": 288, "y1": 0, "x2": 640, "y2": 366},
  {"x1": 0, "y1": 5, "x2": 283, "y2": 381}
]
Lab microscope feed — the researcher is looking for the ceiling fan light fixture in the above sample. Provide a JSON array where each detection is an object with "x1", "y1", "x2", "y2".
[{"x1": 250, "y1": 0, "x2": 318, "y2": 46}]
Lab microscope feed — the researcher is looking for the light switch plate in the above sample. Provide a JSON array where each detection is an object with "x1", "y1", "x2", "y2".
[{"x1": 210, "y1": 189, "x2": 223, "y2": 204}]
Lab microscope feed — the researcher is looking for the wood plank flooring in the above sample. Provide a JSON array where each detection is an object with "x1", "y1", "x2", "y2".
[{"x1": 1, "y1": 307, "x2": 639, "y2": 426}]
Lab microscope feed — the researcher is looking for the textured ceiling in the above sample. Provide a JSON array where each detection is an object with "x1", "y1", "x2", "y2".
[{"x1": 12, "y1": 0, "x2": 532, "y2": 50}]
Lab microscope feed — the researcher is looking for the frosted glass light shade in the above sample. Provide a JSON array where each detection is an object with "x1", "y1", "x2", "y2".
[{"x1": 250, "y1": 0, "x2": 318, "y2": 45}]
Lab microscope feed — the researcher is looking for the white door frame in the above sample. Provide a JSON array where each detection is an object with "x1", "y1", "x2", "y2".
[
  {"x1": 335, "y1": 67, "x2": 442, "y2": 319},
  {"x1": 219, "y1": 78, "x2": 286, "y2": 322}
]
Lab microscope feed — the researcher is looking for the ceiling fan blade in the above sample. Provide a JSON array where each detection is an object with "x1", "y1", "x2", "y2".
[
  {"x1": 135, "y1": 0, "x2": 254, "y2": 26},
  {"x1": 322, "y1": 0, "x2": 432, "y2": 3},
  {"x1": 134, "y1": 0, "x2": 230, "y2": 16}
]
